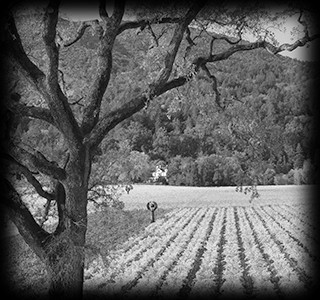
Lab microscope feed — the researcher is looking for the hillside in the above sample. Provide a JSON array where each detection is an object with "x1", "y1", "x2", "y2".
[{"x1": 15, "y1": 17, "x2": 319, "y2": 187}]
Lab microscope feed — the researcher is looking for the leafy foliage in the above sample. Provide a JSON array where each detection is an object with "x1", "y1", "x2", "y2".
[
  {"x1": 14, "y1": 15, "x2": 316, "y2": 191},
  {"x1": 99, "y1": 33, "x2": 317, "y2": 187}
]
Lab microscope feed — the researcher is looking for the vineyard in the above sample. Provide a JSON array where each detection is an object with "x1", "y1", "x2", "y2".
[{"x1": 84, "y1": 193, "x2": 318, "y2": 299}]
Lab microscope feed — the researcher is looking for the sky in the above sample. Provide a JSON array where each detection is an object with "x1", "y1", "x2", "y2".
[
  {"x1": 264, "y1": 15, "x2": 319, "y2": 61},
  {"x1": 59, "y1": 3, "x2": 319, "y2": 62}
]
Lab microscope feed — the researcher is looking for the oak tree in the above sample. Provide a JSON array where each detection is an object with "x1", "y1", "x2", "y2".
[{"x1": 1, "y1": 0, "x2": 319, "y2": 298}]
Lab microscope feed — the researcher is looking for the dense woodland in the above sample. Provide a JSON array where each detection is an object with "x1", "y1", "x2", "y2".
[{"x1": 12, "y1": 16, "x2": 318, "y2": 188}]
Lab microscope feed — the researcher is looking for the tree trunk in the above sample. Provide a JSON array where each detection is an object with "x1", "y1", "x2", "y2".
[
  {"x1": 46, "y1": 235, "x2": 85, "y2": 299},
  {"x1": 44, "y1": 185, "x2": 88, "y2": 298},
  {"x1": 44, "y1": 148, "x2": 90, "y2": 299},
  {"x1": 3, "y1": 174, "x2": 88, "y2": 299}
]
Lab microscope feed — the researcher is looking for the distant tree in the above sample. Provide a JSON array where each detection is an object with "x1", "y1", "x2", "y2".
[
  {"x1": 2, "y1": 1, "x2": 319, "y2": 297},
  {"x1": 294, "y1": 143, "x2": 305, "y2": 169},
  {"x1": 167, "y1": 155, "x2": 184, "y2": 185},
  {"x1": 301, "y1": 159, "x2": 314, "y2": 184},
  {"x1": 151, "y1": 127, "x2": 170, "y2": 161}
]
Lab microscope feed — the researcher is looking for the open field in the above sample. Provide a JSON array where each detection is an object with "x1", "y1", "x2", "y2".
[
  {"x1": 120, "y1": 184, "x2": 316, "y2": 210},
  {"x1": 3, "y1": 185, "x2": 319, "y2": 298},
  {"x1": 84, "y1": 185, "x2": 318, "y2": 298}
]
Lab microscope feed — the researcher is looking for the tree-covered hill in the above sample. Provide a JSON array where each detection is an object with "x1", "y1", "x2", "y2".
[
  {"x1": 14, "y1": 17, "x2": 319, "y2": 187},
  {"x1": 99, "y1": 23, "x2": 318, "y2": 186}
]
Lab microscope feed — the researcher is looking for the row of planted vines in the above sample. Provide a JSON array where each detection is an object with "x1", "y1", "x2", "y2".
[{"x1": 85, "y1": 204, "x2": 317, "y2": 298}]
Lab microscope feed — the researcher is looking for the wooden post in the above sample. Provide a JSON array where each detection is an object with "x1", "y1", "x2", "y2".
[{"x1": 147, "y1": 201, "x2": 158, "y2": 223}]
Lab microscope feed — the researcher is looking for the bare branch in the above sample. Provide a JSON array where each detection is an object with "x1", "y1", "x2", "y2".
[
  {"x1": 184, "y1": 26, "x2": 196, "y2": 59},
  {"x1": 117, "y1": 17, "x2": 181, "y2": 35},
  {"x1": 42, "y1": 1, "x2": 83, "y2": 145},
  {"x1": 62, "y1": 22, "x2": 91, "y2": 47},
  {"x1": 7, "y1": 100, "x2": 55, "y2": 125},
  {"x1": 81, "y1": 2, "x2": 125, "y2": 136},
  {"x1": 69, "y1": 97, "x2": 84, "y2": 107},
  {"x1": 11, "y1": 146, "x2": 66, "y2": 180},
  {"x1": 84, "y1": 72, "x2": 195, "y2": 151},
  {"x1": 267, "y1": 35, "x2": 319, "y2": 54},
  {"x1": 111, "y1": 0, "x2": 125, "y2": 20},
  {"x1": 195, "y1": 20, "x2": 243, "y2": 45},
  {"x1": 297, "y1": 9, "x2": 309, "y2": 38},
  {"x1": 39, "y1": 198, "x2": 52, "y2": 227},
  {"x1": 3, "y1": 13, "x2": 46, "y2": 89},
  {"x1": 213, "y1": 34, "x2": 242, "y2": 45},
  {"x1": 185, "y1": 26, "x2": 196, "y2": 46},
  {"x1": 151, "y1": 0, "x2": 208, "y2": 89},
  {"x1": 2, "y1": 179, "x2": 50, "y2": 261},
  {"x1": 200, "y1": 64, "x2": 222, "y2": 108},
  {"x1": 42, "y1": 0, "x2": 60, "y2": 87},
  {"x1": 4, "y1": 8, "x2": 82, "y2": 145},
  {"x1": 147, "y1": 23, "x2": 160, "y2": 47},
  {"x1": 4, "y1": 154, "x2": 55, "y2": 201},
  {"x1": 84, "y1": 94, "x2": 146, "y2": 150},
  {"x1": 99, "y1": 0, "x2": 109, "y2": 22},
  {"x1": 189, "y1": 28, "x2": 319, "y2": 66},
  {"x1": 157, "y1": 75, "x2": 189, "y2": 94},
  {"x1": 84, "y1": 1, "x2": 207, "y2": 149}
]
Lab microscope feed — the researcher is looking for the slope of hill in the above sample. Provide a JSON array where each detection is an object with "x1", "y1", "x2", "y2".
[{"x1": 16, "y1": 16, "x2": 319, "y2": 187}]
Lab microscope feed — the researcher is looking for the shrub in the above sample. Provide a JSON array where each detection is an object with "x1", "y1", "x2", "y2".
[
  {"x1": 274, "y1": 173, "x2": 289, "y2": 185},
  {"x1": 302, "y1": 159, "x2": 314, "y2": 184},
  {"x1": 263, "y1": 168, "x2": 276, "y2": 185}
]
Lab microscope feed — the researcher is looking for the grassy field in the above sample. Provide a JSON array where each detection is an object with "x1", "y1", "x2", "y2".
[
  {"x1": 2, "y1": 185, "x2": 318, "y2": 298},
  {"x1": 120, "y1": 184, "x2": 316, "y2": 209}
]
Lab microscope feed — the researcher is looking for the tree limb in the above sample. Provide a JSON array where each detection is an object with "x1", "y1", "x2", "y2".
[
  {"x1": 85, "y1": 25, "x2": 320, "y2": 151},
  {"x1": 84, "y1": 74, "x2": 194, "y2": 151},
  {"x1": 4, "y1": 153, "x2": 55, "y2": 201},
  {"x1": 151, "y1": 0, "x2": 207, "y2": 88},
  {"x1": 84, "y1": 94, "x2": 147, "y2": 150},
  {"x1": 69, "y1": 97, "x2": 84, "y2": 107},
  {"x1": 99, "y1": 0, "x2": 109, "y2": 22},
  {"x1": 184, "y1": 26, "x2": 196, "y2": 59},
  {"x1": 192, "y1": 31, "x2": 320, "y2": 65},
  {"x1": 11, "y1": 146, "x2": 66, "y2": 180},
  {"x1": 147, "y1": 23, "x2": 160, "y2": 48},
  {"x1": 265, "y1": 33, "x2": 320, "y2": 54},
  {"x1": 4, "y1": 3, "x2": 83, "y2": 146},
  {"x1": 42, "y1": 0, "x2": 83, "y2": 146},
  {"x1": 39, "y1": 198, "x2": 52, "y2": 228},
  {"x1": 62, "y1": 22, "x2": 92, "y2": 47},
  {"x1": 200, "y1": 64, "x2": 221, "y2": 108},
  {"x1": 42, "y1": 1, "x2": 60, "y2": 88},
  {"x1": 84, "y1": 1, "x2": 207, "y2": 150},
  {"x1": 6, "y1": 100, "x2": 55, "y2": 125},
  {"x1": 53, "y1": 181, "x2": 66, "y2": 235},
  {"x1": 81, "y1": 1, "x2": 125, "y2": 136},
  {"x1": 3, "y1": 12, "x2": 46, "y2": 90},
  {"x1": 117, "y1": 17, "x2": 181, "y2": 35},
  {"x1": 2, "y1": 179, "x2": 50, "y2": 261},
  {"x1": 195, "y1": 20, "x2": 243, "y2": 45}
]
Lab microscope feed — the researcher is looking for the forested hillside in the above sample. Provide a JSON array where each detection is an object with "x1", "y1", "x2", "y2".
[{"x1": 14, "y1": 17, "x2": 319, "y2": 187}]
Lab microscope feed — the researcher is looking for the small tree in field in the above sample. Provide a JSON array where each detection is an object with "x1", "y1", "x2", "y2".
[{"x1": 1, "y1": 1, "x2": 319, "y2": 298}]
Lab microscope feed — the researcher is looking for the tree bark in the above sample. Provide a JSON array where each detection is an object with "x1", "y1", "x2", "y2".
[
  {"x1": 45, "y1": 233, "x2": 85, "y2": 299},
  {"x1": 44, "y1": 146, "x2": 90, "y2": 298}
]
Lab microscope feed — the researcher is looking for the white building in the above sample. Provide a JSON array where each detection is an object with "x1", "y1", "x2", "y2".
[{"x1": 151, "y1": 165, "x2": 168, "y2": 182}]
